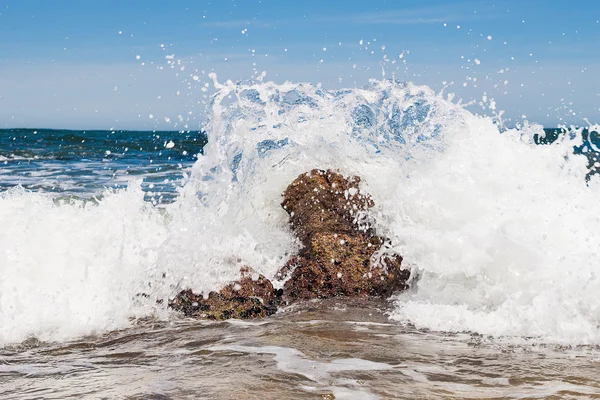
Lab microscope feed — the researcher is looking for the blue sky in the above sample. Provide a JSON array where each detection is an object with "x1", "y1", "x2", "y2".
[{"x1": 0, "y1": 0, "x2": 599, "y2": 129}]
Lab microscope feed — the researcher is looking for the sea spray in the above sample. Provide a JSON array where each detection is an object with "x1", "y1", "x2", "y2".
[
  {"x1": 388, "y1": 114, "x2": 600, "y2": 344},
  {"x1": 0, "y1": 183, "x2": 167, "y2": 344},
  {"x1": 1, "y1": 77, "x2": 599, "y2": 345},
  {"x1": 155, "y1": 77, "x2": 460, "y2": 304},
  {"x1": 168, "y1": 77, "x2": 600, "y2": 344}
]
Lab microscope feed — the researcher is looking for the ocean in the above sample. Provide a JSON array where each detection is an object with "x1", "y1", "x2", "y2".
[
  {"x1": 1, "y1": 79, "x2": 599, "y2": 399},
  {"x1": 0, "y1": 128, "x2": 207, "y2": 204}
]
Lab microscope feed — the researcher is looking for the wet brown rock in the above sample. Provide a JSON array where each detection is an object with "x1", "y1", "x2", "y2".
[
  {"x1": 169, "y1": 267, "x2": 279, "y2": 320},
  {"x1": 278, "y1": 169, "x2": 410, "y2": 302},
  {"x1": 279, "y1": 233, "x2": 409, "y2": 301},
  {"x1": 281, "y1": 169, "x2": 375, "y2": 246},
  {"x1": 170, "y1": 169, "x2": 410, "y2": 321}
]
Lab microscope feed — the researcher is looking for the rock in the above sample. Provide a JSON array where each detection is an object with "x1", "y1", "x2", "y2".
[
  {"x1": 278, "y1": 233, "x2": 409, "y2": 301},
  {"x1": 281, "y1": 169, "x2": 375, "y2": 247},
  {"x1": 277, "y1": 169, "x2": 410, "y2": 302},
  {"x1": 169, "y1": 267, "x2": 279, "y2": 320},
  {"x1": 170, "y1": 169, "x2": 411, "y2": 320}
]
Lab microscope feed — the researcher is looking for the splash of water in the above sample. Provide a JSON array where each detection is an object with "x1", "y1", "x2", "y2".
[
  {"x1": 1, "y1": 77, "x2": 599, "y2": 345},
  {"x1": 0, "y1": 184, "x2": 167, "y2": 344}
]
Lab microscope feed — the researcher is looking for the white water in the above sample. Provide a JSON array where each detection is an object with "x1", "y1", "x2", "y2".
[
  {"x1": 0, "y1": 184, "x2": 167, "y2": 344},
  {"x1": 1, "y1": 78, "x2": 599, "y2": 346}
]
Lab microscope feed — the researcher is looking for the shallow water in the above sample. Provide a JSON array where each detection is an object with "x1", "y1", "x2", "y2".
[{"x1": 1, "y1": 299, "x2": 598, "y2": 400}]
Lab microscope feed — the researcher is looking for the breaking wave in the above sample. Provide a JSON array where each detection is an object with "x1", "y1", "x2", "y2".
[{"x1": 1, "y1": 77, "x2": 599, "y2": 345}]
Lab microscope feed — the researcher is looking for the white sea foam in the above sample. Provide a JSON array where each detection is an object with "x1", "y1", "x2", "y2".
[
  {"x1": 387, "y1": 114, "x2": 600, "y2": 344},
  {"x1": 1, "y1": 77, "x2": 599, "y2": 345},
  {"x1": 0, "y1": 184, "x2": 167, "y2": 344}
]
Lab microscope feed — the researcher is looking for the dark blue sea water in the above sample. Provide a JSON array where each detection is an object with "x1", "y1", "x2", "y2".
[{"x1": 0, "y1": 129, "x2": 207, "y2": 204}]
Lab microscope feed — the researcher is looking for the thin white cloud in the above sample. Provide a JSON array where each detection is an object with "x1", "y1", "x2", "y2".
[
  {"x1": 314, "y1": 3, "x2": 499, "y2": 25},
  {"x1": 202, "y1": 3, "x2": 499, "y2": 29},
  {"x1": 202, "y1": 19, "x2": 265, "y2": 28}
]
